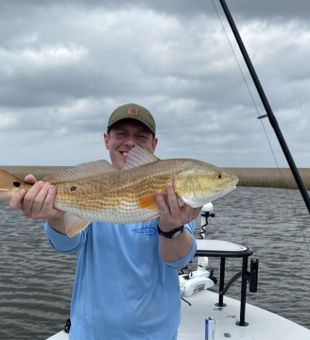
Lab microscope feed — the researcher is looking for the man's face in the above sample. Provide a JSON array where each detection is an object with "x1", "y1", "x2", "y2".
[{"x1": 104, "y1": 121, "x2": 158, "y2": 169}]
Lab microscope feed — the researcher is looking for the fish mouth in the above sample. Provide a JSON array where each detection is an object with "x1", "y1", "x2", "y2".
[
  {"x1": 212, "y1": 184, "x2": 237, "y2": 201},
  {"x1": 189, "y1": 185, "x2": 236, "y2": 206},
  {"x1": 204, "y1": 183, "x2": 238, "y2": 204},
  {"x1": 204, "y1": 184, "x2": 237, "y2": 204},
  {"x1": 0, "y1": 190, "x2": 11, "y2": 202},
  {"x1": 0, "y1": 188, "x2": 10, "y2": 192},
  {"x1": 181, "y1": 184, "x2": 237, "y2": 208}
]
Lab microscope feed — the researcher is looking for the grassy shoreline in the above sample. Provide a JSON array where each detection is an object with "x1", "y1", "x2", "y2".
[
  {"x1": 1, "y1": 165, "x2": 310, "y2": 190},
  {"x1": 226, "y1": 167, "x2": 310, "y2": 190}
]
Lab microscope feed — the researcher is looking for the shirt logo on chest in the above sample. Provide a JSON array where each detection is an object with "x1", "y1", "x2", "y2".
[{"x1": 131, "y1": 225, "x2": 157, "y2": 237}]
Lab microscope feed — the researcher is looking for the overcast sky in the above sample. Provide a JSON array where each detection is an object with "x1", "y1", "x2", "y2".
[{"x1": 1, "y1": 0, "x2": 309, "y2": 168}]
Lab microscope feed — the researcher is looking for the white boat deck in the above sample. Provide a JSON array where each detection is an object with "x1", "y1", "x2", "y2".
[{"x1": 180, "y1": 290, "x2": 310, "y2": 340}]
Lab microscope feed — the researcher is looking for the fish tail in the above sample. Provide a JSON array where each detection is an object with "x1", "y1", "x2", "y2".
[{"x1": 0, "y1": 169, "x2": 28, "y2": 202}]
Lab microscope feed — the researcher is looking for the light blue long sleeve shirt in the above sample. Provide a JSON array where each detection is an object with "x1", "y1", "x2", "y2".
[{"x1": 44, "y1": 219, "x2": 196, "y2": 340}]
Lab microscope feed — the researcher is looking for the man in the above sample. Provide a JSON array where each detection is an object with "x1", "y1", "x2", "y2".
[{"x1": 10, "y1": 103, "x2": 201, "y2": 339}]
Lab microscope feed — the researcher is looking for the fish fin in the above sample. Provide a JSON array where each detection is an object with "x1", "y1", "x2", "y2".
[
  {"x1": 64, "y1": 213, "x2": 91, "y2": 237},
  {"x1": 122, "y1": 145, "x2": 159, "y2": 170},
  {"x1": 43, "y1": 160, "x2": 116, "y2": 183},
  {"x1": 138, "y1": 193, "x2": 158, "y2": 210},
  {"x1": 142, "y1": 212, "x2": 160, "y2": 222}
]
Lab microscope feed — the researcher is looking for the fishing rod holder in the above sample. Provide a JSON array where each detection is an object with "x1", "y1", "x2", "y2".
[
  {"x1": 199, "y1": 210, "x2": 215, "y2": 239},
  {"x1": 215, "y1": 257, "x2": 259, "y2": 299}
]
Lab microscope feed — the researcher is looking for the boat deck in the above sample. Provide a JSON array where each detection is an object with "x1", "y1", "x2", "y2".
[{"x1": 180, "y1": 290, "x2": 310, "y2": 340}]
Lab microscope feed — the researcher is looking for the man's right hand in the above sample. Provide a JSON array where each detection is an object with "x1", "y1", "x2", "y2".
[{"x1": 9, "y1": 174, "x2": 65, "y2": 233}]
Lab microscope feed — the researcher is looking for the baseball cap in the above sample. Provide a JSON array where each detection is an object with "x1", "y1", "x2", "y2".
[{"x1": 107, "y1": 103, "x2": 156, "y2": 135}]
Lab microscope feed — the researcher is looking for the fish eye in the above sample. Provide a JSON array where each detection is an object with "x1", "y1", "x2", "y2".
[
  {"x1": 70, "y1": 185, "x2": 77, "y2": 192},
  {"x1": 217, "y1": 174, "x2": 222, "y2": 179},
  {"x1": 13, "y1": 181, "x2": 21, "y2": 187}
]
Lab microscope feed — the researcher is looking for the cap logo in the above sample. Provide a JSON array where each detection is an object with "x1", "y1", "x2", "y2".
[{"x1": 127, "y1": 107, "x2": 138, "y2": 116}]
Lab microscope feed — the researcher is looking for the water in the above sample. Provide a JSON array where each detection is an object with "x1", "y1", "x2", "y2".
[{"x1": 0, "y1": 187, "x2": 309, "y2": 340}]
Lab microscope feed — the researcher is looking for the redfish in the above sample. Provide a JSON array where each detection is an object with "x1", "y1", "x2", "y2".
[{"x1": 0, "y1": 146, "x2": 238, "y2": 237}]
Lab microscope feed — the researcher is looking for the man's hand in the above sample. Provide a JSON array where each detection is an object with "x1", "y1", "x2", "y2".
[
  {"x1": 10, "y1": 174, "x2": 63, "y2": 221},
  {"x1": 156, "y1": 183, "x2": 201, "y2": 262},
  {"x1": 156, "y1": 183, "x2": 201, "y2": 232}
]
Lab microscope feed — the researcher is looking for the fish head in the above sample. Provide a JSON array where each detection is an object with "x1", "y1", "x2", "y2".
[
  {"x1": 174, "y1": 160, "x2": 238, "y2": 208},
  {"x1": 0, "y1": 169, "x2": 29, "y2": 202}
]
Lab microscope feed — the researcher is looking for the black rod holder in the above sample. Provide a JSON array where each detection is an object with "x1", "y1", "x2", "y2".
[{"x1": 249, "y1": 258, "x2": 259, "y2": 293}]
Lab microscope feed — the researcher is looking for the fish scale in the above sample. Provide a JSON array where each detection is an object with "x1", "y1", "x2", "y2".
[{"x1": 54, "y1": 166, "x2": 173, "y2": 222}]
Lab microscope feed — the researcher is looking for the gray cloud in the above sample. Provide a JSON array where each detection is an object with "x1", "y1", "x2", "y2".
[
  {"x1": 2, "y1": 0, "x2": 310, "y2": 20},
  {"x1": 0, "y1": 0, "x2": 309, "y2": 168}
]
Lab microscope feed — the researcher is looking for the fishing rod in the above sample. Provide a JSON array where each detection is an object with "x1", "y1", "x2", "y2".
[{"x1": 218, "y1": 0, "x2": 310, "y2": 214}]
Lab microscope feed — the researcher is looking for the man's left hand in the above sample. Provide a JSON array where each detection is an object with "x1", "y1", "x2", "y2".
[{"x1": 156, "y1": 183, "x2": 202, "y2": 232}]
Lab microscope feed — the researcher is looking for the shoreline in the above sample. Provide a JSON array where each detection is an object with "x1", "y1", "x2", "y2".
[
  {"x1": 226, "y1": 167, "x2": 310, "y2": 190},
  {"x1": 1, "y1": 165, "x2": 310, "y2": 190}
]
